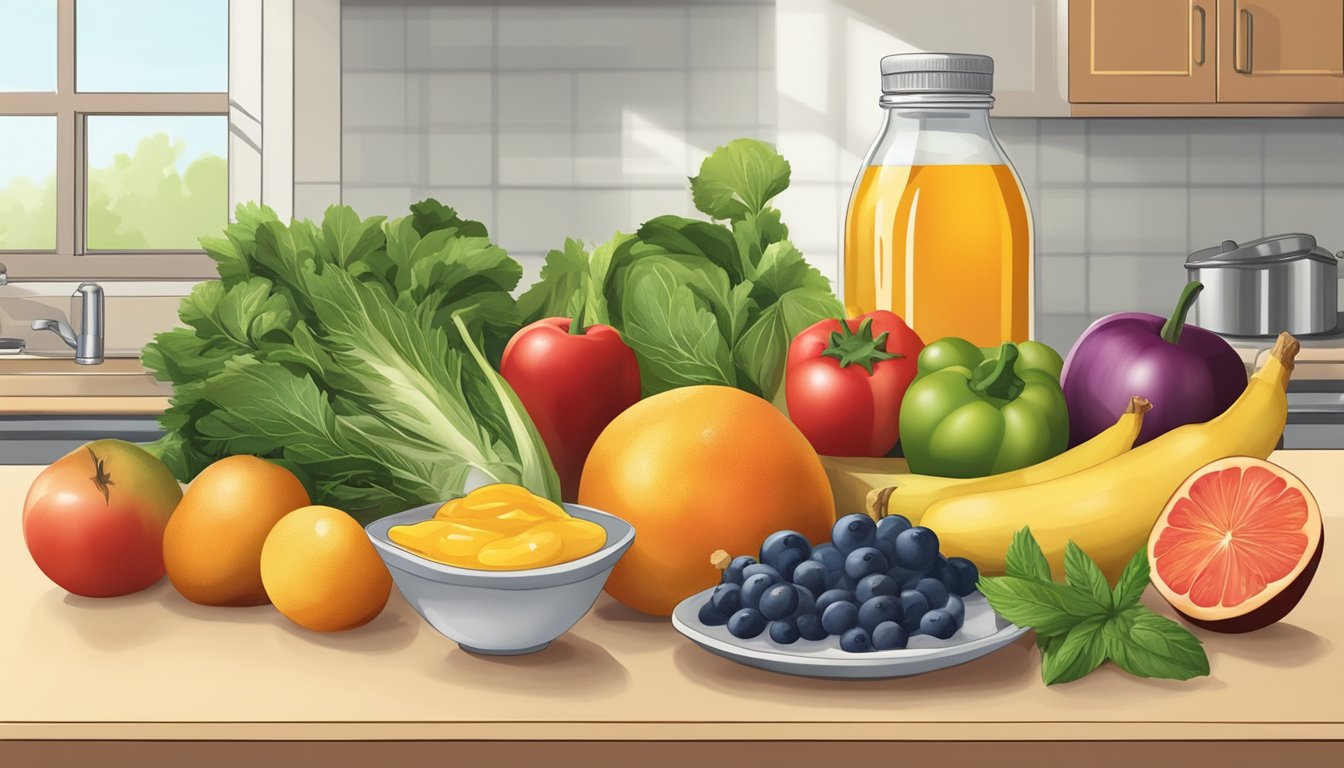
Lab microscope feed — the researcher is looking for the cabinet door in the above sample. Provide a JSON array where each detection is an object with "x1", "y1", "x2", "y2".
[
  {"x1": 1217, "y1": 0, "x2": 1344, "y2": 102},
  {"x1": 1070, "y1": 0, "x2": 1216, "y2": 102}
]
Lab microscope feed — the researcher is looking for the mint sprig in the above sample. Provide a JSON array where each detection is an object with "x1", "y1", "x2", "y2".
[{"x1": 977, "y1": 527, "x2": 1210, "y2": 686}]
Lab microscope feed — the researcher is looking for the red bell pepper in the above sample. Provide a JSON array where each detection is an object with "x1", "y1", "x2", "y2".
[
  {"x1": 785, "y1": 311, "x2": 924, "y2": 457},
  {"x1": 500, "y1": 317, "x2": 641, "y2": 502}
]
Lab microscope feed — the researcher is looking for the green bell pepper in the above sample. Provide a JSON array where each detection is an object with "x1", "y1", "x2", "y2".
[{"x1": 899, "y1": 337, "x2": 1069, "y2": 478}]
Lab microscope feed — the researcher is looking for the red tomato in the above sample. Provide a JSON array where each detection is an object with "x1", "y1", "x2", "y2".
[
  {"x1": 501, "y1": 317, "x2": 641, "y2": 502},
  {"x1": 785, "y1": 311, "x2": 924, "y2": 457},
  {"x1": 23, "y1": 439, "x2": 183, "y2": 597}
]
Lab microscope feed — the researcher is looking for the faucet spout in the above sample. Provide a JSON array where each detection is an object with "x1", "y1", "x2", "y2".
[{"x1": 30, "y1": 282, "x2": 104, "y2": 365}]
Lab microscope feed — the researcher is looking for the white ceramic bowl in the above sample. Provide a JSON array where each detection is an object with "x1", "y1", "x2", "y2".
[{"x1": 365, "y1": 501, "x2": 635, "y2": 655}]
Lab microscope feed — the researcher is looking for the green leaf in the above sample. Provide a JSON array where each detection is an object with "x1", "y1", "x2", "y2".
[
  {"x1": 975, "y1": 575, "x2": 1109, "y2": 637},
  {"x1": 516, "y1": 238, "x2": 593, "y2": 324},
  {"x1": 1041, "y1": 616, "x2": 1108, "y2": 685},
  {"x1": 1105, "y1": 608, "x2": 1210, "y2": 681},
  {"x1": 320, "y1": 204, "x2": 387, "y2": 269},
  {"x1": 409, "y1": 198, "x2": 489, "y2": 238},
  {"x1": 1110, "y1": 547, "x2": 1151, "y2": 610},
  {"x1": 1005, "y1": 526, "x2": 1054, "y2": 583},
  {"x1": 731, "y1": 286, "x2": 842, "y2": 402},
  {"x1": 748, "y1": 240, "x2": 832, "y2": 304},
  {"x1": 690, "y1": 138, "x2": 791, "y2": 221},
  {"x1": 619, "y1": 260, "x2": 737, "y2": 396},
  {"x1": 732, "y1": 207, "x2": 789, "y2": 275},
  {"x1": 1064, "y1": 540, "x2": 1113, "y2": 612},
  {"x1": 637, "y1": 216, "x2": 744, "y2": 283}
]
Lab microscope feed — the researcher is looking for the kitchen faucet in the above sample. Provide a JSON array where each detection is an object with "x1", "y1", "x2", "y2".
[{"x1": 31, "y1": 282, "x2": 104, "y2": 365}]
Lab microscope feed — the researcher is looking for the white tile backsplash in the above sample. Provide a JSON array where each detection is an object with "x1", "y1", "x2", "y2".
[{"x1": 342, "y1": 3, "x2": 1344, "y2": 355}]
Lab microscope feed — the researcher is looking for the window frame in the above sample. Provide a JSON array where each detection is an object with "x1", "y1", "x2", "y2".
[{"x1": 0, "y1": 0, "x2": 228, "y2": 280}]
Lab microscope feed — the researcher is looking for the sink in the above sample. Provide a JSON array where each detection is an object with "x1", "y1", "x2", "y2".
[{"x1": 0, "y1": 357, "x2": 170, "y2": 397}]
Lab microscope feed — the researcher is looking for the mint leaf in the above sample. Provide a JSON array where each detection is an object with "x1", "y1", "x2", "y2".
[
  {"x1": 1105, "y1": 608, "x2": 1210, "y2": 681},
  {"x1": 690, "y1": 138, "x2": 791, "y2": 221},
  {"x1": 1004, "y1": 526, "x2": 1054, "y2": 583},
  {"x1": 975, "y1": 575, "x2": 1108, "y2": 637},
  {"x1": 1110, "y1": 548, "x2": 1151, "y2": 610},
  {"x1": 1064, "y1": 540, "x2": 1113, "y2": 612},
  {"x1": 1040, "y1": 616, "x2": 1108, "y2": 685}
]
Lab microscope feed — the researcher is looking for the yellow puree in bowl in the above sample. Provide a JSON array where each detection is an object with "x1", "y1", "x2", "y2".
[{"x1": 388, "y1": 484, "x2": 606, "y2": 570}]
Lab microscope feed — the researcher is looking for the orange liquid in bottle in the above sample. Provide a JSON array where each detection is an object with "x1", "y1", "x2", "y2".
[{"x1": 842, "y1": 164, "x2": 1032, "y2": 347}]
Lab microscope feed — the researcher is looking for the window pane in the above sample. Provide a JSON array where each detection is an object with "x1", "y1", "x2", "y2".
[
  {"x1": 0, "y1": 0, "x2": 56, "y2": 91},
  {"x1": 0, "y1": 117, "x2": 57, "y2": 251},
  {"x1": 76, "y1": 0, "x2": 227, "y2": 92},
  {"x1": 86, "y1": 115, "x2": 227, "y2": 251}
]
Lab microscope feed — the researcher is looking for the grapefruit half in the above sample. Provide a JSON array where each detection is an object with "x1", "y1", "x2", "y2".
[{"x1": 1148, "y1": 456, "x2": 1323, "y2": 633}]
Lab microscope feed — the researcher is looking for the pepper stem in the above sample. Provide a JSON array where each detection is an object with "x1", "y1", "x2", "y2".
[
  {"x1": 971, "y1": 343, "x2": 1024, "y2": 401},
  {"x1": 819, "y1": 317, "x2": 902, "y2": 375},
  {"x1": 568, "y1": 304, "x2": 585, "y2": 336},
  {"x1": 1160, "y1": 281, "x2": 1204, "y2": 345}
]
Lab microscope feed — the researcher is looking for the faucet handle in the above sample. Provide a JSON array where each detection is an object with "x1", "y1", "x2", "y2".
[{"x1": 31, "y1": 318, "x2": 80, "y2": 348}]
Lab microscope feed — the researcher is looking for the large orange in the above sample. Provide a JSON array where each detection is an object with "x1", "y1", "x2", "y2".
[{"x1": 579, "y1": 385, "x2": 835, "y2": 616}]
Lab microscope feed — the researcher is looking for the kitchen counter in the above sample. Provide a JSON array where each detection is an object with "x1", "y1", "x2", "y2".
[
  {"x1": 3, "y1": 452, "x2": 1342, "y2": 765},
  {"x1": 0, "y1": 357, "x2": 170, "y2": 415}
]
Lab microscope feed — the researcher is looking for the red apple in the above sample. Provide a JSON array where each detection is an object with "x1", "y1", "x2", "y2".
[{"x1": 23, "y1": 439, "x2": 183, "y2": 597}]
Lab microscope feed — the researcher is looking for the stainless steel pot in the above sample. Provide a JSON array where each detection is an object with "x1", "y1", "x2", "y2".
[{"x1": 1186, "y1": 234, "x2": 1341, "y2": 337}]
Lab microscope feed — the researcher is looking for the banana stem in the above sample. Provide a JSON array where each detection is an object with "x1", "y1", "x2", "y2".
[
  {"x1": 1270, "y1": 332, "x2": 1301, "y2": 371},
  {"x1": 1126, "y1": 396, "x2": 1153, "y2": 415}
]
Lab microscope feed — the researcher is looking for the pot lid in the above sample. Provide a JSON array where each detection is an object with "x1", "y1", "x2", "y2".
[{"x1": 1187, "y1": 233, "x2": 1340, "y2": 268}]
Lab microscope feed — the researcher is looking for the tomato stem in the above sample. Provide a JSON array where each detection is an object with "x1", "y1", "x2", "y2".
[
  {"x1": 820, "y1": 317, "x2": 902, "y2": 375},
  {"x1": 86, "y1": 446, "x2": 114, "y2": 505}
]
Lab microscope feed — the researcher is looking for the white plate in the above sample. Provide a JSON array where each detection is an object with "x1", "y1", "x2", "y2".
[{"x1": 671, "y1": 587, "x2": 1030, "y2": 679}]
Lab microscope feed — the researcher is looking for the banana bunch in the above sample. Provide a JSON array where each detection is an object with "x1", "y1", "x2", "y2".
[{"x1": 920, "y1": 333, "x2": 1299, "y2": 583}]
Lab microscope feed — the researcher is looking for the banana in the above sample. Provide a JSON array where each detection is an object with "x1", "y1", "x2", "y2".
[
  {"x1": 865, "y1": 396, "x2": 1151, "y2": 525},
  {"x1": 922, "y1": 332, "x2": 1300, "y2": 584}
]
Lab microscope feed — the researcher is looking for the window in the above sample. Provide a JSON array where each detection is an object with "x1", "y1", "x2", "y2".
[{"x1": 0, "y1": 0, "x2": 228, "y2": 279}]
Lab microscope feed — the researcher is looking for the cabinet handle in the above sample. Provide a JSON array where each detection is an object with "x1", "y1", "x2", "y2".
[
  {"x1": 1193, "y1": 5, "x2": 1207, "y2": 66},
  {"x1": 1235, "y1": 6, "x2": 1255, "y2": 74}
]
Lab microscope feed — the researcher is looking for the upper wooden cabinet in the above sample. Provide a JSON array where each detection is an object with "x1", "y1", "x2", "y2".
[
  {"x1": 1217, "y1": 0, "x2": 1344, "y2": 102},
  {"x1": 1069, "y1": 0, "x2": 1214, "y2": 102},
  {"x1": 1070, "y1": 0, "x2": 1344, "y2": 112}
]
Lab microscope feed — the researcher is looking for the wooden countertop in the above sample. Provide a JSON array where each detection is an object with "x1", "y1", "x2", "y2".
[
  {"x1": 3, "y1": 453, "x2": 1342, "y2": 764},
  {"x1": 0, "y1": 358, "x2": 169, "y2": 415}
]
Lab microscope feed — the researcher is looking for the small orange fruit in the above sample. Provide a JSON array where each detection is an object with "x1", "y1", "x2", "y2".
[
  {"x1": 164, "y1": 455, "x2": 311, "y2": 606},
  {"x1": 580, "y1": 385, "x2": 835, "y2": 616},
  {"x1": 260, "y1": 506, "x2": 392, "y2": 632}
]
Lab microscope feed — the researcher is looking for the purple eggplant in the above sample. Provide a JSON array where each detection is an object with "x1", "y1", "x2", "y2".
[{"x1": 1060, "y1": 281, "x2": 1247, "y2": 446}]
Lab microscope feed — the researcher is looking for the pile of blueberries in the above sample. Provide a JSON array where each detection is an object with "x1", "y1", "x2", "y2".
[{"x1": 698, "y1": 514, "x2": 979, "y2": 652}]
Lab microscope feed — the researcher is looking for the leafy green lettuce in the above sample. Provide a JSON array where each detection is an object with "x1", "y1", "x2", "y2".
[
  {"x1": 517, "y1": 139, "x2": 843, "y2": 403},
  {"x1": 141, "y1": 200, "x2": 561, "y2": 523}
]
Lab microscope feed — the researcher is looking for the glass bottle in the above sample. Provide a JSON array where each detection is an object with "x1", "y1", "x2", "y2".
[{"x1": 842, "y1": 53, "x2": 1033, "y2": 347}]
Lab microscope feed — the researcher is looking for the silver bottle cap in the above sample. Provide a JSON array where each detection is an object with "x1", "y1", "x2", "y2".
[{"x1": 880, "y1": 53, "x2": 994, "y2": 94}]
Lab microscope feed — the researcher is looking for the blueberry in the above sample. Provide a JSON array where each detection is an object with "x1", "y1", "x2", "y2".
[
  {"x1": 742, "y1": 563, "x2": 782, "y2": 583},
  {"x1": 821, "y1": 600, "x2": 859, "y2": 635},
  {"x1": 824, "y1": 569, "x2": 848, "y2": 590},
  {"x1": 760, "y1": 530, "x2": 813, "y2": 566},
  {"x1": 887, "y1": 564, "x2": 929, "y2": 584},
  {"x1": 876, "y1": 514, "x2": 912, "y2": 545},
  {"x1": 740, "y1": 573, "x2": 776, "y2": 610},
  {"x1": 723, "y1": 555, "x2": 756, "y2": 585},
  {"x1": 898, "y1": 590, "x2": 930, "y2": 633},
  {"x1": 710, "y1": 583, "x2": 742, "y2": 616},
  {"x1": 944, "y1": 557, "x2": 981, "y2": 597},
  {"x1": 943, "y1": 593, "x2": 966, "y2": 627},
  {"x1": 875, "y1": 538, "x2": 897, "y2": 566},
  {"x1": 792, "y1": 585, "x2": 817, "y2": 618},
  {"x1": 844, "y1": 546, "x2": 889, "y2": 580},
  {"x1": 894, "y1": 527, "x2": 940, "y2": 571},
  {"x1": 773, "y1": 548, "x2": 806, "y2": 582},
  {"x1": 769, "y1": 619, "x2": 800, "y2": 645},
  {"x1": 795, "y1": 613, "x2": 828, "y2": 641},
  {"x1": 919, "y1": 609, "x2": 957, "y2": 639},
  {"x1": 698, "y1": 600, "x2": 727, "y2": 626},
  {"x1": 815, "y1": 588, "x2": 855, "y2": 617},
  {"x1": 791, "y1": 560, "x2": 828, "y2": 595},
  {"x1": 914, "y1": 577, "x2": 948, "y2": 610},
  {"x1": 858, "y1": 595, "x2": 903, "y2": 633},
  {"x1": 759, "y1": 583, "x2": 800, "y2": 621},
  {"x1": 810, "y1": 543, "x2": 846, "y2": 573},
  {"x1": 839, "y1": 627, "x2": 873, "y2": 653},
  {"x1": 831, "y1": 514, "x2": 877, "y2": 554},
  {"x1": 871, "y1": 620, "x2": 909, "y2": 650},
  {"x1": 727, "y1": 608, "x2": 767, "y2": 639},
  {"x1": 855, "y1": 573, "x2": 900, "y2": 603}
]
